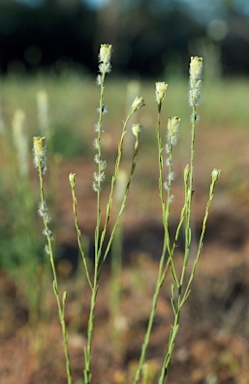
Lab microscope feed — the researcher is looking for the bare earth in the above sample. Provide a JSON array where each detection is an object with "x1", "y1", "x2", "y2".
[{"x1": 1, "y1": 124, "x2": 249, "y2": 384}]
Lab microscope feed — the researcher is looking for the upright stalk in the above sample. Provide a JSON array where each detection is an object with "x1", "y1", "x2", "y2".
[
  {"x1": 84, "y1": 44, "x2": 112, "y2": 384},
  {"x1": 33, "y1": 137, "x2": 72, "y2": 384},
  {"x1": 83, "y1": 45, "x2": 144, "y2": 384},
  {"x1": 158, "y1": 57, "x2": 205, "y2": 382},
  {"x1": 134, "y1": 83, "x2": 180, "y2": 384}
]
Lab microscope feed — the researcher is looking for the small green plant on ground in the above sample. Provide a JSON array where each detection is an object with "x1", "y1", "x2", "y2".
[{"x1": 33, "y1": 45, "x2": 220, "y2": 383}]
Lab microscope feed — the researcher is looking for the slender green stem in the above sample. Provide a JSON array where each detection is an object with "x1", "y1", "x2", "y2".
[
  {"x1": 158, "y1": 171, "x2": 220, "y2": 384},
  {"x1": 157, "y1": 113, "x2": 182, "y2": 287},
  {"x1": 99, "y1": 129, "x2": 140, "y2": 273},
  {"x1": 84, "y1": 121, "x2": 140, "y2": 383},
  {"x1": 157, "y1": 113, "x2": 166, "y2": 216},
  {"x1": 94, "y1": 72, "x2": 106, "y2": 261},
  {"x1": 156, "y1": 112, "x2": 173, "y2": 247},
  {"x1": 83, "y1": 273, "x2": 98, "y2": 384},
  {"x1": 83, "y1": 64, "x2": 144, "y2": 383},
  {"x1": 109, "y1": 223, "x2": 123, "y2": 355},
  {"x1": 158, "y1": 315, "x2": 179, "y2": 382},
  {"x1": 70, "y1": 174, "x2": 93, "y2": 289},
  {"x1": 181, "y1": 170, "x2": 219, "y2": 306},
  {"x1": 97, "y1": 110, "x2": 134, "y2": 264},
  {"x1": 37, "y1": 158, "x2": 72, "y2": 384},
  {"x1": 158, "y1": 105, "x2": 197, "y2": 383},
  {"x1": 174, "y1": 106, "x2": 196, "y2": 304},
  {"x1": 183, "y1": 106, "x2": 196, "y2": 265},
  {"x1": 84, "y1": 71, "x2": 107, "y2": 384},
  {"x1": 134, "y1": 112, "x2": 173, "y2": 384}
]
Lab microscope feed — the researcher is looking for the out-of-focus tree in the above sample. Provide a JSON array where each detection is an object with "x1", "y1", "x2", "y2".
[
  {"x1": 0, "y1": 0, "x2": 249, "y2": 76},
  {"x1": 0, "y1": 0, "x2": 96, "y2": 74},
  {"x1": 93, "y1": 0, "x2": 205, "y2": 76},
  {"x1": 220, "y1": 0, "x2": 249, "y2": 75}
]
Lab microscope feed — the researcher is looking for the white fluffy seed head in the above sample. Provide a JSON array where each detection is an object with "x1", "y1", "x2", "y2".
[
  {"x1": 167, "y1": 116, "x2": 180, "y2": 147},
  {"x1": 189, "y1": 56, "x2": 203, "y2": 107},
  {"x1": 98, "y1": 44, "x2": 112, "y2": 75}
]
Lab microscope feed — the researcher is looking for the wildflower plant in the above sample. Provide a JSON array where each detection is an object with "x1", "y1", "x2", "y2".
[
  {"x1": 33, "y1": 136, "x2": 72, "y2": 384},
  {"x1": 133, "y1": 57, "x2": 220, "y2": 384},
  {"x1": 33, "y1": 47, "x2": 220, "y2": 384},
  {"x1": 70, "y1": 44, "x2": 145, "y2": 384}
]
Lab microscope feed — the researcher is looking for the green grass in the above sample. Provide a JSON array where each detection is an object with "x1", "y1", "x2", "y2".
[
  {"x1": 1, "y1": 72, "x2": 249, "y2": 181},
  {"x1": 2, "y1": 74, "x2": 249, "y2": 136}
]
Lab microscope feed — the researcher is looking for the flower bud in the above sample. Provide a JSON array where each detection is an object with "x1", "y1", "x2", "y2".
[
  {"x1": 211, "y1": 168, "x2": 221, "y2": 183},
  {"x1": 69, "y1": 173, "x2": 76, "y2": 187},
  {"x1": 155, "y1": 82, "x2": 168, "y2": 111},
  {"x1": 99, "y1": 44, "x2": 112, "y2": 64},
  {"x1": 33, "y1": 136, "x2": 47, "y2": 172},
  {"x1": 98, "y1": 44, "x2": 112, "y2": 75},
  {"x1": 130, "y1": 96, "x2": 145, "y2": 114},
  {"x1": 132, "y1": 123, "x2": 141, "y2": 138}
]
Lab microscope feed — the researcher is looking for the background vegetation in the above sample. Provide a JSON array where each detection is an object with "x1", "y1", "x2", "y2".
[{"x1": 1, "y1": 0, "x2": 249, "y2": 77}]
